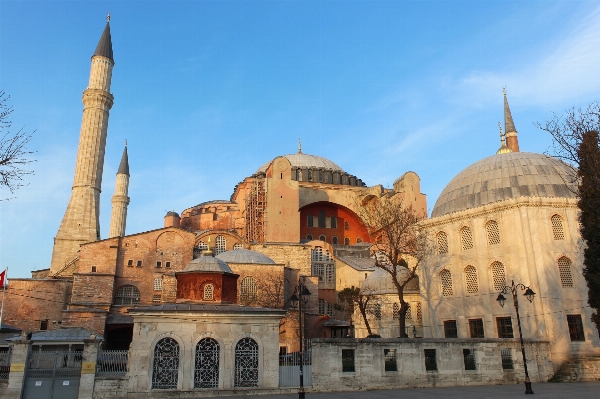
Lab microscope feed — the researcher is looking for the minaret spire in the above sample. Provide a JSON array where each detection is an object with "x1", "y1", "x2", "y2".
[
  {"x1": 50, "y1": 19, "x2": 115, "y2": 274},
  {"x1": 109, "y1": 144, "x2": 130, "y2": 238},
  {"x1": 298, "y1": 138, "x2": 302, "y2": 154},
  {"x1": 503, "y1": 87, "x2": 520, "y2": 152}
]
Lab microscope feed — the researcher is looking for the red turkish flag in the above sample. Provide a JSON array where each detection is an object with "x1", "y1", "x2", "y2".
[{"x1": 0, "y1": 270, "x2": 5, "y2": 287}]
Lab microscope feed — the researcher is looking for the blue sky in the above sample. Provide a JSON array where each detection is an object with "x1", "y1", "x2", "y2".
[{"x1": 1, "y1": 1, "x2": 600, "y2": 277}]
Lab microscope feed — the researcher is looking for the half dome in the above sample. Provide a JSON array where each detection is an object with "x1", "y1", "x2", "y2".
[
  {"x1": 216, "y1": 249, "x2": 276, "y2": 264},
  {"x1": 256, "y1": 153, "x2": 344, "y2": 174},
  {"x1": 431, "y1": 152, "x2": 577, "y2": 218}
]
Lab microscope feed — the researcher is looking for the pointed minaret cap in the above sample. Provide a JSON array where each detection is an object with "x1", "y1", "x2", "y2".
[
  {"x1": 298, "y1": 138, "x2": 302, "y2": 154},
  {"x1": 503, "y1": 88, "x2": 519, "y2": 152},
  {"x1": 93, "y1": 14, "x2": 114, "y2": 62},
  {"x1": 117, "y1": 143, "x2": 129, "y2": 175}
]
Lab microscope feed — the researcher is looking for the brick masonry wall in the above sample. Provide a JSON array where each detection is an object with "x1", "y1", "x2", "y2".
[
  {"x1": 251, "y1": 243, "x2": 312, "y2": 277},
  {"x1": 71, "y1": 274, "x2": 115, "y2": 306},
  {"x1": 61, "y1": 310, "x2": 107, "y2": 335},
  {"x1": 311, "y1": 338, "x2": 554, "y2": 391},
  {"x1": 3, "y1": 279, "x2": 71, "y2": 331}
]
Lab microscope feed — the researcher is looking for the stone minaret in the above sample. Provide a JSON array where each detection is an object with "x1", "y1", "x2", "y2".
[
  {"x1": 109, "y1": 145, "x2": 130, "y2": 238},
  {"x1": 50, "y1": 18, "x2": 114, "y2": 274},
  {"x1": 504, "y1": 88, "x2": 520, "y2": 152}
]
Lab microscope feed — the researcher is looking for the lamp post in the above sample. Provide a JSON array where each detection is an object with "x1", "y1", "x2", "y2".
[
  {"x1": 289, "y1": 280, "x2": 311, "y2": 399},
  {"x1": 496, "y1": 280, "x2": 536, "y2": 395}
]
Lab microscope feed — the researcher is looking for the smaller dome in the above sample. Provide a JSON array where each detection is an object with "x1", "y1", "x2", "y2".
[
  {"x1": 216, "y1": 249, "x2": 276, "y2": 264},
  {"x1": 165, "y1": 211, "x2": 180, "y2": 217},
  {"x1": 361, "y1": 267, "x2": 413, "y2": 295},
  {"x1": 183, "y1": 256, "x2": 233, "y2": 273}
]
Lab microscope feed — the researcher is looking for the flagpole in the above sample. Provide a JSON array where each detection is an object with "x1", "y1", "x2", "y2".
[{"x1": 0, "y1": 267, "x2": 7, "y2": 331}]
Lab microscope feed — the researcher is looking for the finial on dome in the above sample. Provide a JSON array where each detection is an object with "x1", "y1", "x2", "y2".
[
  {"x1": 496, "y1": 121, "x2": 512, "y2": 155},
  {"x1": 298, "y1": 138, "x2": 302, "y2": 154},
  {"x1": 107, "y1": 12, "x2": 110, "y2": 22}
]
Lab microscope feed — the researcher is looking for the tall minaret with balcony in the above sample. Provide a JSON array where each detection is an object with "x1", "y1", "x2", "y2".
[
  {"x1": 50, "y1": 17, "x2": 115, "y2": 274},
  {"x1": 109, "y1": 144, "x2": 130, "y2": 238}
]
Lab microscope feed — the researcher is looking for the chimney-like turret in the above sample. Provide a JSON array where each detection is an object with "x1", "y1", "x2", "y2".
[{"x1": 504, "y1": 88, "x2": 520, "y2": 152}]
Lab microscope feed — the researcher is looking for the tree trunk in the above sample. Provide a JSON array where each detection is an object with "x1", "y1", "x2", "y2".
[{"x1": 358, "y1": 296, "x2": 373, "y2": 336}]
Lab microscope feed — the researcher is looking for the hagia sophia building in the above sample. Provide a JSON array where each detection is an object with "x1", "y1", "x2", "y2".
[{"x1": 3, "y1": 18, "x2": 599, "y2": 370}]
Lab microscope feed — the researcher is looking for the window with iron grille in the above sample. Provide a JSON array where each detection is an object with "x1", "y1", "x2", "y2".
[
  {"x1": 486, "y1": 221, "x2": 501, "y2": 245},
  {"x1": 491, "y1": 262, "x2": 506, "y2": 292},
  {"x1": 416, "y1": 302, "x2": 422, "y2": 321},
  {"x1": 114, "y1": 285, "x2": 141, "y2": 306},
  {"x1": 152, "y1": 338, "x2": 179, "y2": 389},
  {"x1": 440, "y1": 269, "x2": 453, "y2": 296},
  {"x1": 496, "y1": 317, "x2": 514, "y2": 338},
  {"x1": 233, "y1": 243, "x2": 243, "y2": 250},
  {"x1": 318, "y1": 299, "x2": 335, "y2": 317},
  {"x1": 392, "y1": 303, "x2": 400, "y2": 320},
  {"x1": 463, "y1": 348, "x2": 476, "y2": 370},
  {"x1": 384, "y1": 349, "x2": 397, "y2": 372},
  {"x1": 240, "y1": 277, "x2": 258, "y2": 303},
  {"x1": 215, "y1": 236, "x2": 226, "y2": 255},
  {"x1": 444, "y1": 320, "x2": 458, "y2": 338},
  {"x1": 567, "y1": 314, "x2": 585, "y2": 341},
  {"x1": 204, "y1": 284, "x2": 214, "y2": 300},
  {"x1": 558, "y1": 257, "x2": 573, "y2": 288},
  {"x1": 152, "y1": 294, "x2": 161, "y2": 304},
  {"x1": 437, "y1": 232, "x2": 448, "y2": 254},
  {"x1": 469, "y1": 318, "x2": 485, "y2": 338},
  {"x1": 342, "y1": 349, "x2": 355, "y2": 372},
  {"x1": 460, "y1": 227, "x2": 474, "y2": 250},
  {"x1": 153, "y1": 278, "x2": 163, "y2": 291},
  {"x1": 464, "y1": 265, "x2": 478, "y2": 294},
  {"x1": 501, "y1": 348, "x2": 513, "y2": 369},
  {"x1": 368, "y1": 302, "x2": 382, "y2": 320},
  {"x1": 405, "y1": 304, "x2": 412, "y2": 320},
  {"x1": 551, "y1": 214, "x2": 565, "y2": 240},
  {"x1": 424, "y1": 349, "x2": 437, "y2": 371}
]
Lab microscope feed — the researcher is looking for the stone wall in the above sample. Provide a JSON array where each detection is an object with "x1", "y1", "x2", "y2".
[
  {"x1": 93, "y1": 377, "x2": 128, "y2": 399},
  {"x1": 311, "y1": 338, "x2": 554, "y2": 391}
]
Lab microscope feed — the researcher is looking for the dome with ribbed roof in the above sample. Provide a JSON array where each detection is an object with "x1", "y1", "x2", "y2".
[
  {"x1": 256, "y1": 153, "x2": 344, "y2": 174},
  {"x1": 431, "y1": 152, "x2": 577, "y2": 218},
  {"x1": 183, "y1": 256, "x2": 233, "y2": 273},
  {"x1": 216, "y1": 249, "x2": 276, "y2": 264}
]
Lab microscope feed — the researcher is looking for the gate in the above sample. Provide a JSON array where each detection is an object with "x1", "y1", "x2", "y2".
[
  {"x1": 23, "y1": 350, "x2": 82, "y2": 399},
  {"x1": 279, "y1": 347, "x2": 312, "y2": 387}
]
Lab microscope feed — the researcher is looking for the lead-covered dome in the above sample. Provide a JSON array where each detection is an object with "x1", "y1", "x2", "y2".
[
  {"x1": 431, "y1": 152, "x2": 577, "y2": 218},
  {"x1": 216, "y1": 249, "x2": 276, "y2": 264},
  {"x1": 361, "y1": 267, "x2": 418, "y2": 295},
  {"x1": 256, "y1": 153, "x2": 344, "y2": 174},
  {"x1": 183, "y1": 256, "x2": 233, "y2": 273}
]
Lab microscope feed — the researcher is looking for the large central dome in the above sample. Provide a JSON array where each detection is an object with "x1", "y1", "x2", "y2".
[
  {"x1": 256, "y1": 153, "x2": 344, "y2": 174},
  {"x1": 431, "y1": 152, "x2": 577, "y2": 218}
]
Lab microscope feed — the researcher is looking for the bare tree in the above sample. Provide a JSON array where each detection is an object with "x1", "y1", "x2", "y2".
[
  {"x1": 338, "y1": 286, "x2": 374, "y2": 336},
  {"x1": 0, "y1": 90, "x2": 36, "y2": 199},
  {"x1": 238, "y1": 270, "x2": 285, "y2": 309},
  {"x1": 357, "y1": 196, "x2": 429, "y2": 337}
]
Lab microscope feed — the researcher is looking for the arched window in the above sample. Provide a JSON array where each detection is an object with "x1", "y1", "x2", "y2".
[
  {"x1": 197, "y1": 241, "x2": 208, "y2": 250},
  {"x1": 318, "y1": 210, "x2": 326, "y2": 228},
  {"x1": 152, "y1": 338, "x2": 179, "y2": 389},
  {"x1": 204, "y1": 284, "x2": 214, "y2": 300},
  {"x1": 486, "y1": 221, "x2": 501, "y2": 245},
  {"x1": 345, "y1": 221, "x2": 350, "y2": 230},
  {"x1": 356, "y1": 237, "x2": 362, "y2": 243},
  {"x1": 551, "y1": 215, "x2": 565, "y2": 240},
  {"x1": 405, "y1": 303, "x2": 412, "y2": 320},
  {"x1": 306, "y1": 234, "x2": 313, "y2": 240},
  {"x1": 369, "y1": 302, "x2": 382, "y2": 320},
  {"x1": 558, "y1": 256, "x2": 573, "y2": 287},
  {"x1": 307, "y1": 170, "x2": 313, "y2": 182},
  {"x1": 332, "y1": 236, "x2": 339, "y2": 245},
  {"x1": 153, "y1": 278, "x2": 163, "y2": 291},
  {"x1": 233, "y1": 243, "x2": 243, "y2": 250},
  {"x1": 319, "y1": 170, "x2": 323, "y2": 182},
  {"x1": 240, "y1": 277, "x2": 258, "y2": 303},
  {"x1": 215, "y1": 236, "x2": 226, "y2": 255},
  {"x1": 344, "y1": 237, "x2": 350, "y2": 245},
  {"x1": 416, "y1": 303, "x2": 422, "y2": 321},
  {"x1": 114, "y1": 285, "x2": 140, "y2": 305},
  {"x1": 234, "y1": 338, "x2": 259, "y2": 387},
  {"x1": 194, "y1": 338, "x2": 219, "y2": 388},
  {"x1": 491, "y1": 261, "x2": 506, "y2": 292},
  {"x1": 296, "y1": 169, "x2": 301, "y2": 181},
  {"x1": 440, "y1": 269, "x2": 453, "y2": 296},
  {"x1": 464, "y1": 266, "x2": 478, "y2": 294},
  {"x1": 460, "y1": 227, "x2": 473, "y2": 250},
  {"x1": 319, "y1": 235, "x2": 326, "y2": 241},
  {"x1": 307, "y1": 214, "x2": 314, "y2": 228},
  {"x1": 436, "y1": 232, "x2": 448, "y2": 254},
  {"x1": 331, "y1": 216, "x2": 337, "y2": 229}
]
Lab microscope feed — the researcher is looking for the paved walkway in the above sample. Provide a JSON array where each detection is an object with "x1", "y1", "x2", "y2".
[{"x1": 221, "y1": 382, "x2": 600, "y2": 398}]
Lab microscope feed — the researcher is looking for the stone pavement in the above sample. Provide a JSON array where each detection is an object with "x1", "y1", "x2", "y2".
[{"x1": 221, "y1": 382, "x2": 600, "y2": 399}]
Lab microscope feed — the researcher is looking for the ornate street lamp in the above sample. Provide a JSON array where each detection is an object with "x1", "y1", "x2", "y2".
[
  {"x1": 496, "y1": 280, "x2": 536, "y2": 395},
  {"x1": 288, "y1": 280, "x2": 311, "y2": 399}
]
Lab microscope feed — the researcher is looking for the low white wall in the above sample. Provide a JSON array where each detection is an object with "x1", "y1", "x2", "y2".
[{"x1": 311, "y1": 338, "x2": 554, "y2": 391}]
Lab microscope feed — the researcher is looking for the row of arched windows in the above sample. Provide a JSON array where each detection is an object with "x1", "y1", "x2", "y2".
[
  {"x1": 436, "y1": 214, "x2": 566, "y2": 255},
  {"x1": 438, "y1": 256, "x2": 574, "y2": 297},
  {"x1": 152, "y1": 337, "x2": 259, "y2": 390},
  {"x1": 306, "y1": 235, "x2": 360, "y2": 245}
]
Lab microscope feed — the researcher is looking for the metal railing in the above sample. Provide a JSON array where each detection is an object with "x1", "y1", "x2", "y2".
[
  {"x1": 96, "y1": 350, "x2": 128, "y2": 377},
  {"x1": 0, "y1": 349, "x2": 10, "y2": 380},
  {"x1": 279, "y1": 345, "x2": 312, "y2": 387}
]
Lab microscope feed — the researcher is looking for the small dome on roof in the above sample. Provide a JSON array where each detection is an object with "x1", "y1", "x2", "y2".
[
  {"x1": 216, "y1": 249, "x2": 276, "y2": 264},
  {"x1": 361, "y1": 267, "x2": 416, "y2": 295},
  {"x1": 183, "y1": 256, "x2": 233, "y2": 273},
  {"x1": 256, "y1": 153, "x2": 345, "y2": 174},
  {"x1": 165, "y1": 211, "x2": 180, "y2": 217}
]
